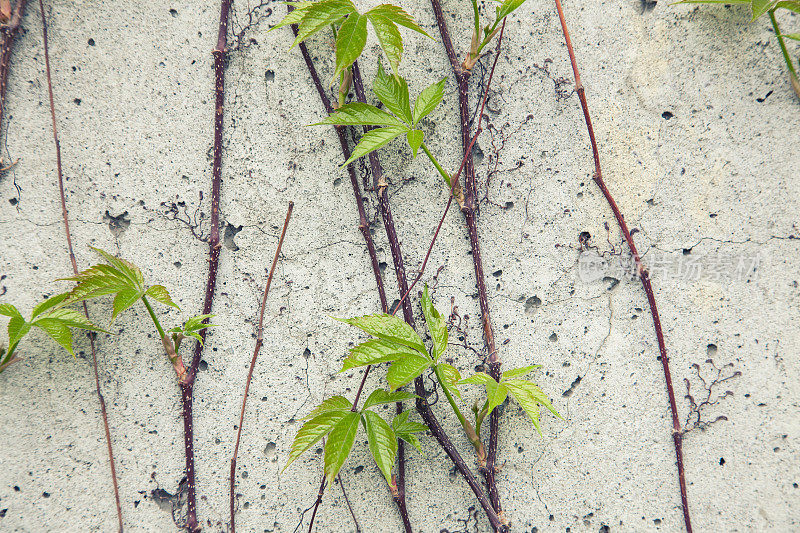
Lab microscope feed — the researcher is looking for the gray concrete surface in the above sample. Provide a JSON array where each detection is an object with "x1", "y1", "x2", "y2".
[{"x1": 0, "y1": 0, "x2": 798, "y2": 531}]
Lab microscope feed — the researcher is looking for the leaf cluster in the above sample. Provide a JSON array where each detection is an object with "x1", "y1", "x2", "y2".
[
  {"x1": 273, "y1": 0, "x2": 430, "y2": 82},
  {"x1": 313, "y1": 64, "x2": 445, "y2": 166},
  {"x1": 284, "y1": 389, "x2": 426, "y2": 486},
  {"x1": 59, "y1": 248, "x2": 215, "y2": 361},
  {"x1": 0, "y1": 294, "x2": 105, "y2": 368}
]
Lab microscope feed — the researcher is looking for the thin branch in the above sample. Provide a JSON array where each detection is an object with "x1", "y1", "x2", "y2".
[
  {"x1": 338, "y1": 473, "x2": 361, "y2": 533},
  {"x1": 0, "y1": 0, "x2": 27, "y2": 147},
  {"x1": 38, "y1": 2, "x2": 123, "y2": 530},
  {"x1": 306, "y1": 477, "x2": 326, "y2": 533},
  {"x1": 230, "y1": 202, "x2": 293, "y2": 533},
  {"x1": 552, "y1": 2, "x2": 692, "y2": 531}
]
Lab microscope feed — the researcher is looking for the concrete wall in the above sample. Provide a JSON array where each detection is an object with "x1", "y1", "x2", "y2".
[{"x1": 0, "y1": 0, "x2": 797, "y2": 531}]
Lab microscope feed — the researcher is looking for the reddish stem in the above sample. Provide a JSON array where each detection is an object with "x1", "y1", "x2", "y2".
[
  {"x1": 230, "y1": 202, "x2": 293, "y2": 533},
  {"x1": 38, "y1": 1, "x2": 123, "y2": 529},
  {"x1": 553, "y1": 1, "x2": 691, "y2": 531}
]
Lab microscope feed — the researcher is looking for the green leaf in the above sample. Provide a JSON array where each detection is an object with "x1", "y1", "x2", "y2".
[
  {"x1": 34, "y1": 308, "x2": 106, "y2": 333},
  {"x1": 270, "y1": 2, "x2": 313, "y2": 31},
  {"x1": 342, "y1": 126, "x2": 408, "y2": 166},
  {"x1": 784, "y1": 32, "x2": 800, "y2": 40},
  {"x1": 366, "y1": 4, "x2": 432, "y2": 38},
  {"x1": 0, "y1": 303, "x2": 22, "y2": 319},
  {"x1": 373, "y1": 63, "x2": 412, "y2": 124},
  {"x1": 412, "y1": 78, "x2": 446, "y2": 125},
  {"x1": 421, "y1": 285, "x2": 447, "y2": 360},
  {"x1": 291, "y1": 0, "x2": 356, "y2": 48},
  {"x1": 112, "y1": 288, "x2": 143, "y2": 322},
  {"x1": 776, "y1": 1, "x2": 800, "y2": 14},
  {"x1": 501, "y1": 365, "x2": 541, "y2": 381},
  {"x1": 31, "y1": 293, "x2": 70, "y2": 319},
  {"x1": 436, "y1": 362, "x2": 462, "y2": 400},
  {"x1": 7, "y1": 316, "x2": 30, "y2": 348},
  {"x1": 91, "y1": 247, "x2": 144, "y2": 289},
  {"x1": 459, "y1": 372, "x2": 496, "y2": 386},
  {"x1": 302, "y1": 396, "x2": 353, "y2": 420},
  {"x1": 406, "y1": 130, "x2": 423, "y2": 158},
  {"x1": 486, "y1": 381, "x2": 508, "y2": 416},
  {"x1": 341, "y1": 338, "x2": 421, "y2": 371},
  {"x1": 392, "y1": 410, "x2": 428, "y2": 433},
  {"x1": 392, "y1": 411, "x2": 427, "y2": 453},
  {"x1": 367, "y1": 13, "x2": 403, "y2": 77},
  {"x1": 183, "y1": 314, "x2": 217, "y2": 332},
  {"x1": 505, "y1": 381, "x2": 543, "y2": 434},
  {"x1": 460, "y1": 371, "x2": 506, "y2": 416},
  {"x1": 504, "y1": 379, "x2": 562, "y2": 419},
  {"x1": 284, "y1": 409, "x2": 350, "y2": 471},
  {"x1": 145, "y1": 285, "x2": 179, "y2": 309},
  {"x1": 311, "y1": 102, "x2": 405, "y2": 127},
  {"x1": 339, "y1": 313, "x2": 426, "y2": 355},
  {"x1": 333, "y1": 13, "x2": 368, "y2": 83},
  {"x1": 496, "y1": 0, "x2": 528, "y2": 21},
  {"x1": 362, "y1": 410, "x2": 397, "y2": 484},
  {"x1": 750, "y1": 0, "x2": 775, "y2": 19},
  {"x1": 386, "y1": 354, "x2": 431, "y2": 391},
  {"x1": 61, "y1": 265, "x2": 133, "y2": 304},
  {"x1": 33, "y1": 318, "x2": 74, "y2": 356},
  {"x1": 323, "y1": 411, "x2": 361, "y2": 485},
  {"x1": 396, "y1": 431, "x2": 422, "y2": 452},
  {"x1": 362, "y1": 388, "x2": 417, "y2": 410}
]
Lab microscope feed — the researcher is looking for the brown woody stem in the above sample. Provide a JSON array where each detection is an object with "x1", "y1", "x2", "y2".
[
  {"x1": 428, "y1": 0, "x2": 507, "y2": 519},
  {"x1": 178, "y1": 1, "x2": 231, "y2": 530},
  {"x1": 553, "y1": 1, "x2": 692, "y2": 531},
  {"x1": 351, "y1": 61, "x2": 506, "y2": 532}
]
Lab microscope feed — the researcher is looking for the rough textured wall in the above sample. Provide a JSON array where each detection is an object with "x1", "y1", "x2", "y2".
[{"x1": 0, "y1": 0, "x2": 797, "y2": 532}]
